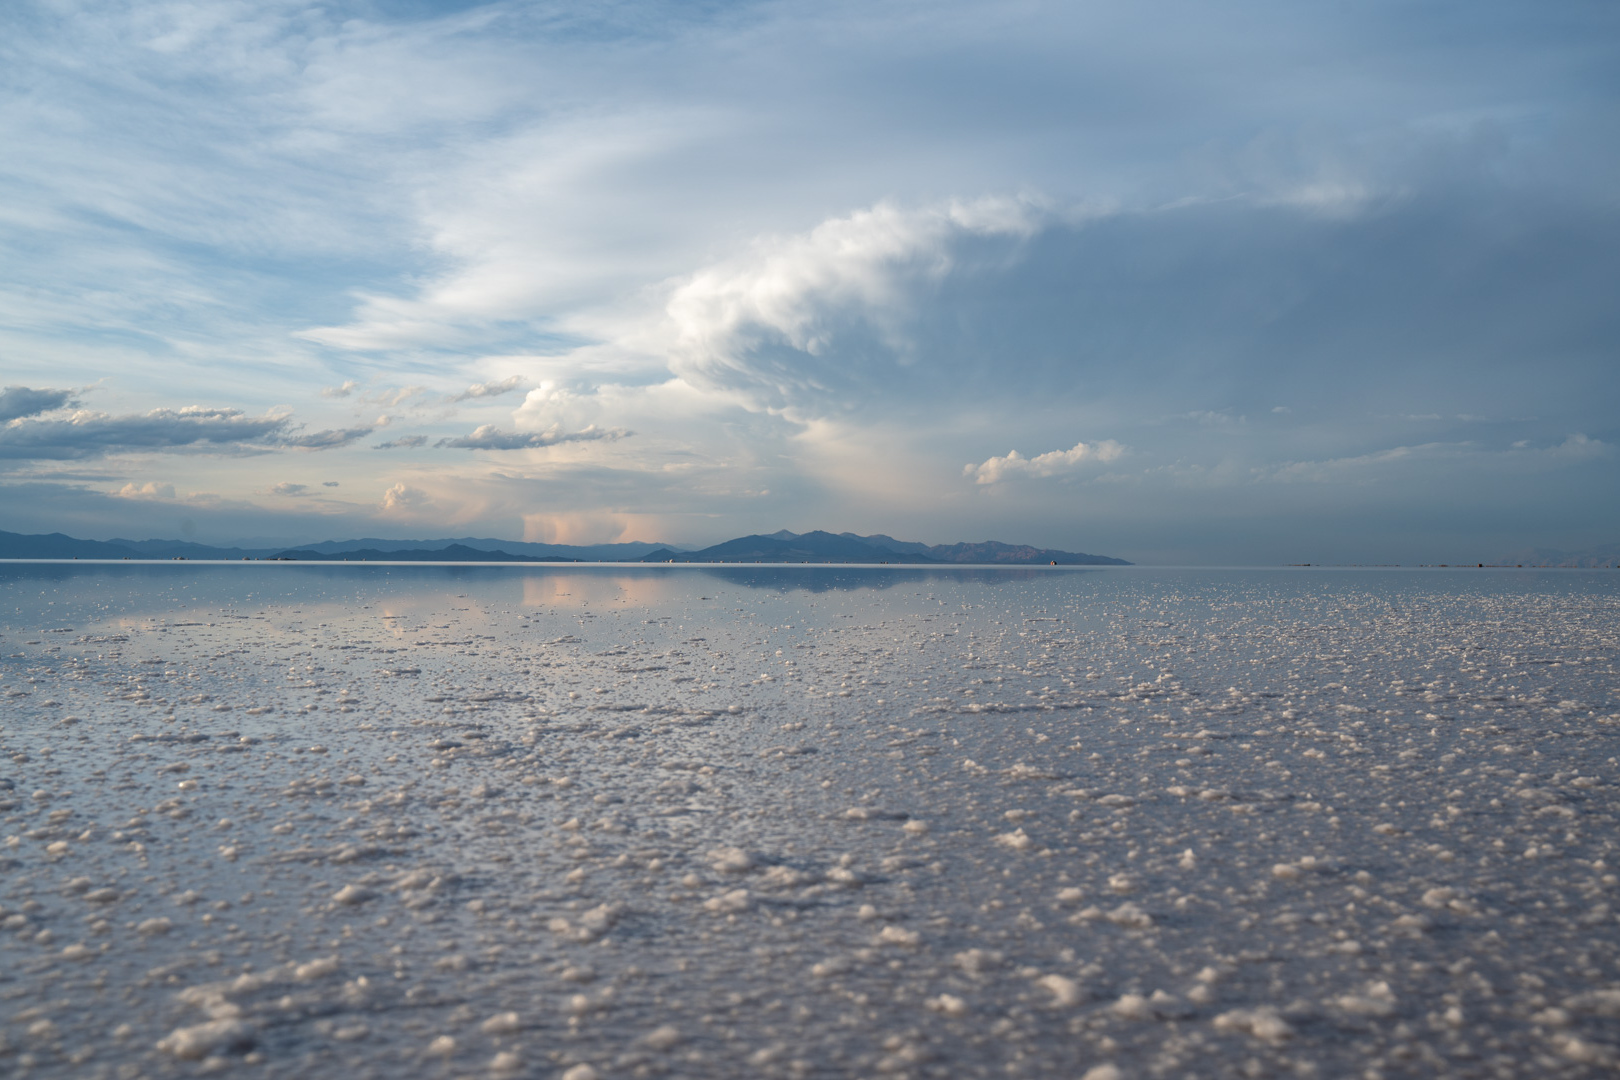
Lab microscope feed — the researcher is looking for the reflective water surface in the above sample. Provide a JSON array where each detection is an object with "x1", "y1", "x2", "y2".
[{"x1": 1, "y1": 563, "x2": 1617, "y2": 1079}]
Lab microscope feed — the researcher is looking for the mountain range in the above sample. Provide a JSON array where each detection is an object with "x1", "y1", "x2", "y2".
[
  {"x1": 0, "y1": 531, "x2": 670, "y2": 562},
  {"x1": 0, "y1": 528, "x2": 1128, "y2": 565},
  {"x1": 637, "y1": 530, "x2": 1128, "y2": 565}
]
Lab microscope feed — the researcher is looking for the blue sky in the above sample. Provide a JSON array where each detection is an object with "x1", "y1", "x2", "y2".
[{"x1": 1, "y1": 0, "x2": 1616, "y2": 562}]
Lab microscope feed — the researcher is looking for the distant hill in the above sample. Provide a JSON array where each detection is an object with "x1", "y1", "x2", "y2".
[
  {"x1": 639, "y1": 530, "x2": 1129, "y2": 565},
  {"x1": 0, "y1": 529, "x2": 675, "y2": 561},
  {"x1": 0, "y1": 531, "x2": 147, "y2": 559},
  {"x1": 106, "y1": 537, "x2": 270, "y2": 559},
  {"x1": 1493, "y1": 543, "x2": 1620, "y2": 568},
  {"x1": 288, "y1": 536, "x2": 682, "y2": 561},
  {"x1": 0, "y1": 527, "x2": 1129, "y2": 565},
  {"x1": 269, "y1": 544, "x2": 576, "y2": 563}
]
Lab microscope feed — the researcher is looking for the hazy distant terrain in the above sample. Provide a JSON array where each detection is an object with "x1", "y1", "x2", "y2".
[
  {"x1": 639, "y1": 530, "x2": 1129, "y2": 565},
  {"x1": 0, "y1": 528, "x2": 1128, "y2": 565},
  {"x1": 1494, "y1": 543, "x2": 1620, "y2": 568}
]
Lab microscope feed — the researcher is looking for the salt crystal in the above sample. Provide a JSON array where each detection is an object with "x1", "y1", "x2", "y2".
[
  {"x1": 480, "y1": 1011, "x2": 522, "y2": 1034},
  {"x1": 878, "y1": 925, "x2": 920, "y2": 946},
  {"x1": 333, "y1": 884, "x2": 375, "y2": 906},
  {"x1": 708, "y1": 846, "x2": 755, "y2": 873},
  {"x1": 995, "y1": 828, "x2": 1033, "y2": 851},
  {"x1": 1112, "y1": 993, "x2": 1151, "y2": 1019},
  {"x1": 1212, "y1": 1006, "x2": 1293, "y2": 1043},
  {"x1": 156, "y1": 1018, "x2": 255, "y2": 1060},
  {"x1": 1037, "y1": 974, "x2": 1083, "y2": 1007},
  {"x1": 1333, "y1": 980, "x2": 1396, "y2": 1016},
  {"x1": 704, "y1": 889, "x2": 751, "y2": 914},
  {"x1": 1106, "y1": 902, "x2": 1153, "y2": 928},
  {"x1": 294, "y1": 957, "x2": 340, "y2": 981}
]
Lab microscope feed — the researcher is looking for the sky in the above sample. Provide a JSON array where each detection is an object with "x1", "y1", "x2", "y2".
[{"x1": 1, "y1": 0, "x2": 1617, "y2": 563}]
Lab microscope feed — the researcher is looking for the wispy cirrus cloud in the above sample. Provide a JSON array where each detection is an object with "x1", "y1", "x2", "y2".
[
  {"x1": 373, "y1": 434, "x2": 428, "y2": 450},
  {"x1": 1260, "y1": 434, "x2": 1612, "y2": 484},
  {"x1": 453, "y1": 375, "x2": 526, "y2": 402},
  {"x1": 435, "y1": 424, "x2": 628, "y2": 451},
  {"x1": 280, "y1": 426, "x2": 375, "y2": 450}
]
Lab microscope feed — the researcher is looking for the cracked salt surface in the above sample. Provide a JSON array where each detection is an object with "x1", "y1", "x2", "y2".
[{"x1": 0, "y1": 563, "x2": 1618, "y2": 1078}]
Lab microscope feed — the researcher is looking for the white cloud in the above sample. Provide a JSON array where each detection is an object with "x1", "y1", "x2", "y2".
[
  {"x1": 0, "y1": 386, "x2": 78, "y2": 422},
  {"x1": 665, "y1": 197, "x2": 1055, "y2": 419},
  {"x1": 379, "y1": 483, "x2": 430, "y2": 511},
  {"x1": 366, "y1": 386, "x2": 429, "y2": 408},
  {"x1": 0, "y1": 406, "x2": 289, "y2": 460},
  {"x1": 268, "y1": 482, "x2": 308, "y2": 496},
  {"x1": 453, "y1": 375, "x2": 525, "y2": 401},
  {"x1": 373, "y1": 434, "x2": 428, "y2": 450},
  {"x1": 281, "y1": 425, "x2": 375, "y2": 450},
  {"x1": 115, "y1": 481, "x2": 176, "y2": 500},
  {"x1": 966, "y1": 439, "x2": 1126, "y2": 485},
  {"x1": 436, "y1": 423, "x2": 628, "y2": 451},
  {"x1": 321, "y1": 380, "x2": 361, "y2": 398}
]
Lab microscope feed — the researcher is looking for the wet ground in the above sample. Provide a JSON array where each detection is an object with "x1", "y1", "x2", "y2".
[{"x1": 0, "y1": 563, "x2": 1617, "y2": 1079}]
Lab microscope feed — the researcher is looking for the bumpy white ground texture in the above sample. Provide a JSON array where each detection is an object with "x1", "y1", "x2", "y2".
[{"x1": 0, "y1": 564, "x2": 1616, "y2": 1080}]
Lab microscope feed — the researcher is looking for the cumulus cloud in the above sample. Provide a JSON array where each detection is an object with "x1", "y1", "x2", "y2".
[
  {"x1": 435, "y1": 424, "x2": 628, "y2": 450},
  {"x1": 374, "y1": 434, "x2": 428, "y2": 449},
  {"x1": 115, "y1": 481, "x2": 176, "y2": 500},
  {"x1": 268, "y1": 482, "x2": 308, "y2": 496},
  {"x1": 966, "y1": 439, "x2": 1126, "y2": 485},
  {"x1": 0, "y1": 386, "x2": 78, "y2": 422},
  {"x1": 321, "y1": 380, "x2": 361, "y2": 398},
  {"x1": 666, "y1": 198, "x2": 1052, "y2": 419},
  {"x1": 380, "y1": 483, "x2": 431, "y2": 511},
  {"x1": 0, "y1": 406, "x2": 289, "y2": 460},
  {"x1": 280, "y1": 426, "x2": 375, "y2": 450},
  {"x1": 453, "y1": 375, "x2": 526, "y2": 401}
]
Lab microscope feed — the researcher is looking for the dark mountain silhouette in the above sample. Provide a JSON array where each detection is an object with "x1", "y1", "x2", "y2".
[
  {"x1": 0, "y1": 531, "x2": 143, "y2": 559},
  {"x1": 0, "y1": 528, "x2": 1128, "y2": 565},
  {"x1": 288, "y1": 536, "x2": 679, "y2": 560},
  {"x1": 639, "y1": 530, "x2": 1128, "y2": 565},
  {"x1": 269, "y1": 544, "x2": 576, "y2": 562}
]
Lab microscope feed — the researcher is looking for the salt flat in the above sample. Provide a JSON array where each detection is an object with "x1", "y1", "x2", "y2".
[{"x1": 0, "y1": 564, "x2": 1616, "y2": 1079}]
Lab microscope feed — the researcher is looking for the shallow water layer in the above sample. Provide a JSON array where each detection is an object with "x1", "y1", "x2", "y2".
[{"x1": 0, "y1": 564, "x2": 1617, "y2": 1080}]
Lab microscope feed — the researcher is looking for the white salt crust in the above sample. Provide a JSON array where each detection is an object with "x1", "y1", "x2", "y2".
[{"x1": 0, "y1": 566, "x2": 1616, "y2": 1079}]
